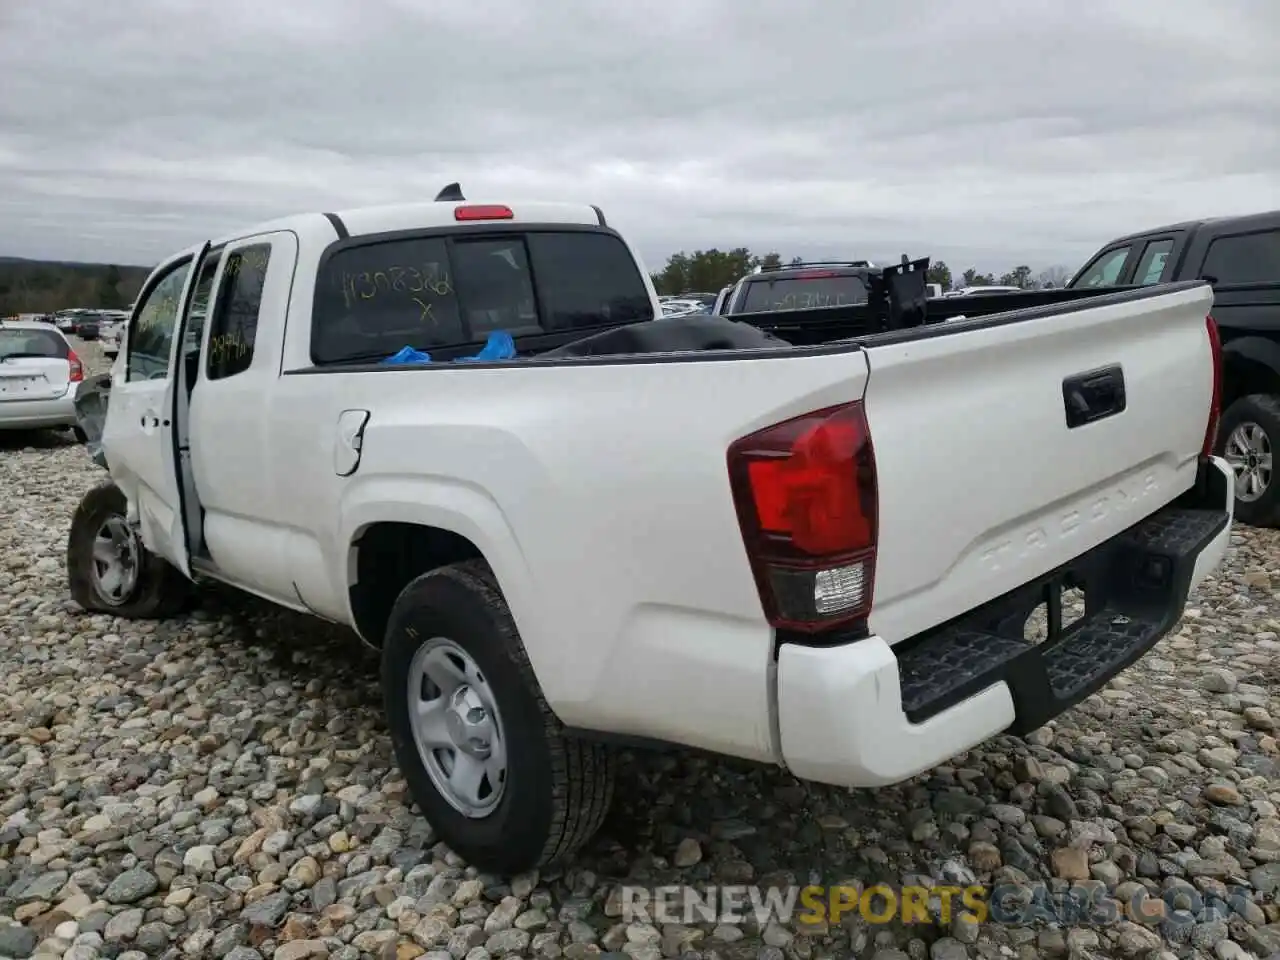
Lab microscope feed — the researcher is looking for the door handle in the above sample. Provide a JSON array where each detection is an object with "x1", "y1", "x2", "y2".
[{"x1": 1062, "y1": 364, "x2": 1126, "y2": 428}]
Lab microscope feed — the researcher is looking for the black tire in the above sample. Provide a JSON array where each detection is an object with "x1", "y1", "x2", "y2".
[
  {"x1": 1216, "y1": 394, "x2": 1280, "y2": 528},
  {"x1": 381, "y1": 559, "x2": 616, "y2": 874},
  {"x1": 67, "y1": 480, "x2": 193, "y2": 618},
  {"x1": 70, "y1": 425, "x2": 88, "y2": 444}
]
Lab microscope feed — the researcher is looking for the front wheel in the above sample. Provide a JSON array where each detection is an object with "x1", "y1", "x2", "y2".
[
  {"x1": 381, "y1": 559, "x2": 616, "y2": 874},
  {"x1": 66, "y1": 480, "x2": 192, "y2": 618}
]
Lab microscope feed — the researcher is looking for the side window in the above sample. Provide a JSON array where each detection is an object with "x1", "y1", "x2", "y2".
[
  {"x1": 185, "y1": 250, "x2": 223, "y2": 357},
  {"x1": 207, "y1": 244, "x2": 271, "y2": 380},
  {"x1": 1132, "y1": 239, "x2": 1174, "y2": 285},
  {"x1": 1073, "y1": 246, "x2": 1132, "y2": 288},
  {"x1": 127, "y1": 260, "x2": 192, "y2": 382},
  {"x1": 1200, "y1": 230, "x2": 1280, "y2": 285}
]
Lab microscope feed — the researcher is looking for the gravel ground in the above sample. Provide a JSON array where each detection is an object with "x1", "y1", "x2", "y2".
[{"x1": 2, "y1": 341, "x2": 1279, "y2": 960}]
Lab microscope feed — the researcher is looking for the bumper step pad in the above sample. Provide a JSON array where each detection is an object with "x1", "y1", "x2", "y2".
[{"x1": 895, "y1": 505, "x2": 1228, "y2": 735}]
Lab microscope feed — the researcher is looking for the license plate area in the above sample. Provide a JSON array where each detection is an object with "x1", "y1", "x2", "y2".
[
  {"x1": 983, "y1": 572, "x2": 1095, "y2": 648},
  {"x1": 0, "y1": 375, "x2": 45, "y2": 397}
]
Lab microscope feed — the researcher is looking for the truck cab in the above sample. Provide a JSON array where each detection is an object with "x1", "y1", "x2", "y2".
[
  {"x1": 1070, "y1": 210, "x2": 1280, "y2": 525},
  {"x1": 713, "y1": 260, "x2": 876, "y2": 316}
]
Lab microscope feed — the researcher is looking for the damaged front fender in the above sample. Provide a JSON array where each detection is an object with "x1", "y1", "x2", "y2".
[{"x1": 74, "y1": 373, "x2": 112, "y2": 470}]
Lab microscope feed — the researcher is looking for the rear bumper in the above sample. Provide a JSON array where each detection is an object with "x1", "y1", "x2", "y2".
[
  {"x1": 776, "y1": 455, "x2": 1234, "y2": 788},
  {"x1": 0, "y1": 390, "x2": 78, "y2": 429}
]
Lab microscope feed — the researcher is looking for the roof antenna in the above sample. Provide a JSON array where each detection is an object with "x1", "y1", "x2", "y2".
[{"x1": 434, "y1": 182, "x2": 464, "y2": 202}]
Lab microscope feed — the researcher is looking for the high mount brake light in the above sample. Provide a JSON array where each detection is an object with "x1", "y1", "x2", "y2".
[
  {"x1": 1202, "y1": 315, "x2": 1221, "y2": 457},
  {"x1": 727, "y1": 401, "x2": 878, "y2": 633},
  {"x1": 791, "y1": 270, "x2": 839, "y2": 280},
  {"x1": 67, "y1": 348, "x2": 84, "y2": 383},
  {"x1": 454, "y1": 204, "x2": 514, "y2": 221}
]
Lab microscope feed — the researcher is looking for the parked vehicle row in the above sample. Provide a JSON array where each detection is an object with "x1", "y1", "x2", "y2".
[
  {"x1": 67, "y1": 186, "x2": 1231, "y2": 875},
  {"x1": 943, "y1": 284, "x2": 1023, "y2": 297},
  {"x1": 657, "y1": 292, "x2": 716, "y2": 317}
]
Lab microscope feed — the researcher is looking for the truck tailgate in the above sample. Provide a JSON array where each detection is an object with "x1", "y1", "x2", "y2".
[{"x1": 861, "y1": 282, "x2": 1217, "y2": 645}]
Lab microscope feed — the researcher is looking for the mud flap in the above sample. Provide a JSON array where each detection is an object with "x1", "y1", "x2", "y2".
[{"x1": 74, "y1": 373, "x2": 112, "y2": 470}]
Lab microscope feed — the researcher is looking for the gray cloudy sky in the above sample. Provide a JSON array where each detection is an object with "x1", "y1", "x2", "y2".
[{"x1": 1, "y1": 0, "x2": 1277, "y2": 274}]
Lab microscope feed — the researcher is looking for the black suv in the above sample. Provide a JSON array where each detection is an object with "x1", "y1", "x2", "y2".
[{"x1": 1069, "y1": 210, "x2": 1280, "y2": 525}]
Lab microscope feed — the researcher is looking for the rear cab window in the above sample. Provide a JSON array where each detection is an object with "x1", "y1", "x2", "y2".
[
  {"x1": 311, "y1": 228, "x2": 653, "y2": 365},
  {"x1": 735, "y1": 272, "x2": 869, "y2": 314}
]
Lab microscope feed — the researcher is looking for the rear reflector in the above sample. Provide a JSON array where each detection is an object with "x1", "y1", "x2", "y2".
[
  {"x1": 1202, "y1": 315, "x2": 1221, "y2": 457},
  {"x1": 454, "y1": 204, "x2": 514, "y2": 221},
  {"x1": 727, "y1": 402, "x2": 878, "y2": 632}
]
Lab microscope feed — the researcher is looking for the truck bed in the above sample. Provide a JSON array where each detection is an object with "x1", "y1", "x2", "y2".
[{"x1": 729, "y1": 283, "x2": 1144, "y2": 347}]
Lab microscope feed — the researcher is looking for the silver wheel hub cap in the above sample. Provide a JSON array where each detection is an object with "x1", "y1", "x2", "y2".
[
  {"x1": 407, "y1": 638, "x2": 507, "y2": 817},
  {"x1": 1224, "y1": 421, "x2": 1272, "y2": 503},
  {"x1": 92, "y1": 516, "x2": 139, "y2": 605}
]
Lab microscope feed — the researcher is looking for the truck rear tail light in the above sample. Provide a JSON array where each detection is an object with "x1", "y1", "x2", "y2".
[
  {"x1": 454, "y1": 204, "x2": 514, "y2": 221},
  {"x1": 727, "y1": 402, "x2": 878, "y2": 633},
  {"x1": 1202, "y1": 314, "x2": 1221, "y2": 457},
  {"x1": 67, "y1": 348, "x2": 84, "y2": 383}
]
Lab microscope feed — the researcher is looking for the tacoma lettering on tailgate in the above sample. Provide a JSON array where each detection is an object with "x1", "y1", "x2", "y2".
[{"x1": 979, "y1": 473, "x2": 1160, "y2": 574}]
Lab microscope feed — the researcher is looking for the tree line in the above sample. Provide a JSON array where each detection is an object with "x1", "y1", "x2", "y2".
[
  {"x1": 650, "y1": 249, "x2": 1075, "y2": 296},
  {"x1": 0, "y1": 259, "x2": 149, "y2": 316},
  {"x1": 2, "y1": 248, "x2": 1077, "y2": 318}
]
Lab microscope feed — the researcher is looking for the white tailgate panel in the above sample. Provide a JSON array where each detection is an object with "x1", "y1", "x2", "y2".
[{"x1": 863, "y1": 285, "x2": 1215, "y2": 646}]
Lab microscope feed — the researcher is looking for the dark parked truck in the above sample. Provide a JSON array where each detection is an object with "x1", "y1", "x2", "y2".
[
  {"x1": 1067, "y1": 210, "x2": 1280, "y2": 526},
  {"x1": 712, "y1": 260, "x2": 876, "y2": 317}
]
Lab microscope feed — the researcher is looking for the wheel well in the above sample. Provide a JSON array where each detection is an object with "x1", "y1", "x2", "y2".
[
  {"x1": 348, "y1": 522, "x2": 483, "y2": 646},
  {"x1": 1223, "y1": 356, "x2": 1280, "y2": 411}
]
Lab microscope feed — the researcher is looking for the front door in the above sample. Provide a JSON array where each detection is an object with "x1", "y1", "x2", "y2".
[{"x1": 100, "y1": 245, "x2": 205, "y2": 576}]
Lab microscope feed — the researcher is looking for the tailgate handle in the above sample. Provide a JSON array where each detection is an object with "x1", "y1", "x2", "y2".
[{"x1": 1063, "y1": 364, "x2": 1126, "y2": 428}]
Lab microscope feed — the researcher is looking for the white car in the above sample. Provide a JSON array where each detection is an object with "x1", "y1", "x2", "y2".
[
  {"x1": 660, "y1": 298, "x2": 704, "y2": 317},
  {"x1": 944, "y1": 285, "x2": 1025, "y2": 297},
  {"x1": 67, "y1": 193, "x2": 1232, "y2": 875},
  {"x1": 0, "y1": 321, "x2": 85, "y2": 432},
  {"x1": 100, "y1": 320, "x2": 124, "y2": 357}
]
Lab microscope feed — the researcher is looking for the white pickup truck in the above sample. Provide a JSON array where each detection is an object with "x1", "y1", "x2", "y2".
[{"x1": 67, "y1": 192, "x2": 1233, "y2": 875}]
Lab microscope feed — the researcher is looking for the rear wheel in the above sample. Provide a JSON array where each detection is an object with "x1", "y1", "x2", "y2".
[
  {"x1": 381, "y1": 559, "x2": 616, "y2": 874},
  {"x1": 67, "y1": 480, "x2": 192, "y2": 618},
  {"x1": 1217, "y1": 394, "x2": 1280, "y2": 527}
]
